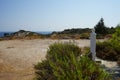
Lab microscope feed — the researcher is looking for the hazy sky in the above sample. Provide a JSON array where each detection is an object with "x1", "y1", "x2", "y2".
[{"x1": 0, "y1": 0, "x2": 120, "y2": 31}]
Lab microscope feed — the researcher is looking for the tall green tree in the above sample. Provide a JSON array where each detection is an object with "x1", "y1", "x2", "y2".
[{"x1": 94, "y1": 18, "x2": 108, "y2": 35}]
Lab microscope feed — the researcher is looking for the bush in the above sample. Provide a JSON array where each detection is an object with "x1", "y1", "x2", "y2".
[
  {"x1": 80, "y1": 33, "x2": 89, "y2": 39},
  {"x1": 117, "y1": 57, "x2": 120, "y2": 66},
  {"x1": 96, "y1": 41, "x2": 118, "y2": 61},
  {"x1": 49, "y1": 53, "x2": 110, "y2": 80},
  {"x1": 110, "y1": 26, "x2": 120, "y2": 53},
  {"x1": 34, "y1": 43, "x2": 110, "y2": 80},
  {"x1": 34, "y1": 60, "x2": 55, "y2": 80},
  {"x1": 0, "y1": 38, "x2": 3, "y2": 41},
  {"x1": 96, "y1": 27, "x2": 120, "y2": 61},
  {"x1": 46, "y1": 42, "x2": 82, "y2": 62},
  {"x1": 96, "y1": 34, "x2": 105, "y2": 39},
  {"x1": 82, "y1": 47, "x2": 90, "y2": 55}
]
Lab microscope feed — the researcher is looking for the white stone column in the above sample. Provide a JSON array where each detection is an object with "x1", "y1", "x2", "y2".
[{"x1": 90, "y1": 29, "x2": 96, "y2": 61}]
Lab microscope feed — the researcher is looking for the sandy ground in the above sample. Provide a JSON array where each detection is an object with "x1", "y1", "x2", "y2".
[
  {"x1": 0, "y1": 39, "x2": 91, "y2": 80},
  {"x1": 0, "y1": 39, "x2": 117, "y2": 80}
]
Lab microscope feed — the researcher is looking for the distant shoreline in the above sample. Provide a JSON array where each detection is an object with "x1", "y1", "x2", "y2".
[{"x1": 0, "y1": 31, "x2": 53, "y2": 37}]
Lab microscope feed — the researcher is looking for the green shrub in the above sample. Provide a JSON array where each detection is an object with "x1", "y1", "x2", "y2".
[
  {"x1": 34, "y1": 43, "x2": 111, "y2": 80},
  {"x1": 96, "y1": 34, "x2": 104, "y2": 39},
  {"x1": 82, "y1": 47, "x2": 90, "y2": 54},
  {"x1": 96, "y1": 41, "x2": 118, "y2": 61},
  {"x1": 46, "y1": 42, "x2": 82, "y2": 62},
  {"x1": 117, "y1": 57, "x2": 120, "y2": 67},
  {"x1": 49, "y1": 53, "x2": 110, "y2": 80},
  {"x1": 34, "y1": 60, "x2": 55, "y2": 80},
  {"x1": 96, "y1": 27, "x2": 120, "y2": 61},
  {"x1": 110, "y1": 26, "x2": 120, "y2": 53},
  {"x1": 80, "y1": 33, "x2": 89, "y2": 39},
  {"x1": 0, "y1": 38, "x2": 3, "y2": 41}
]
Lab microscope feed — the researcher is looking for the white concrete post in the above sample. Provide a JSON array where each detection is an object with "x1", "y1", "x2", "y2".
[{"x1": 90, "y1": 29, "x2": 96, "y2": 61}]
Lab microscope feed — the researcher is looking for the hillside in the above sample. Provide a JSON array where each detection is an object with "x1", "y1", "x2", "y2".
[
  {"x1": 0, "y1": 27, "x2": 115, "y2": 40},
  {"x1": 2, "y1": 30, "x2": 42, "y2": 40},
  {"x1": 51, "y1": 28, "x2": 91, "y2": 39}
]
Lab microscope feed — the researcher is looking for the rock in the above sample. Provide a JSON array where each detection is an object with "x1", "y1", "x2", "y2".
[{"x1": 12, "y1": 30, "x2": 39, "y2": 37}]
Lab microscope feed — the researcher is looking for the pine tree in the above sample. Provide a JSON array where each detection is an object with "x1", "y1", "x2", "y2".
[{"x1": 94, "y1": 18, "x2": 108, "y2": 35}]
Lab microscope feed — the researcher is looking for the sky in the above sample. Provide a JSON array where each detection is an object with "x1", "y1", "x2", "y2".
[{"x1": 0, "y1": 0, "x2": 120, "y2": 31}]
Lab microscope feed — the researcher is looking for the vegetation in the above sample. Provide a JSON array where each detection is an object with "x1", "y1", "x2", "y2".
[
  {"x1": 46, "y1": 42, "x2": 81, "y2": 61},
  {"x1": 51, "y1": 18, "x2": 116, "y2": 39},
  {"x1": 96, "y1": 41, "x2": 118, "y2": 61},
  {"x1": 96, "y1": 26, "x2": 120, "y2": 62},
  {"x1": 57, "y1": 28, "x2": 91, "y2": 34},
  {"x1": 51, "y1": 28, "x2": 91, "y2": 39},
  {"x1": 34, "y1": 43, "x2": 111, "y2": 80},
  {"x1": 110, "y1": 25, "x2": 120, "y2": 52},
  {"x1": 94, "y1": 18, "x2": 115, "y2": 38},
  {"x1": 1, "y1": 18, "x2": 117, "y2": 40},
  {"x1": 0, "y1": 38, "x2": 3, "y2": 41},
  {"x1": 94, "y1": 18, "x2": 108, "y2": 35},
  {"x1": 80, "y1": 33, "x2": 90, "y2": 39},
  {"x1": 1, "y1": 30, "x2": 42, "y2": 40},
  {"x1": 0, "y1": 18, "x2": 118, "y2": 40}
]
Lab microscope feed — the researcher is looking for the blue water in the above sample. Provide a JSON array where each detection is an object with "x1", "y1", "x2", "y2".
[
  {"x1": 0, "y1": 31, "x2": 52, "y2": 37},
  {"x1": 0, "y1": 32, "x2": 13, "y2": 37},
  {"x1": 37, "y1": 31, "x2": 52, "y2": 35}
]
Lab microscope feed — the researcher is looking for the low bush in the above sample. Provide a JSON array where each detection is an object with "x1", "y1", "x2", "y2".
[
  {"x1": 96, "y1": 34, "x2": 105, "y2": 39},
  {"x1": 34, "y1": 60, "x2": 55, "y2": 80},
  {"x1": 96, "y1": 27, "x2": 120, "y2": 61},
  {"x1": 96, "y1": 41, "x2": 118, "y2": 61},
  {"x1": 117, "y1": 57, "x2": 120, "y2": 66},
  {"x1": 0, "y1": 38, "x2": 3, "y2": 41},
  {"x1": 34, "y1": 43, "x2": 111, "y2": 80},
  {"x1": 80, "y1": 33, "x2": 89, "y2": 39},
  {"x1": 49, "y1": 53, "x2": 110, "y2": 80},
  {"x1": 46, "y1": 42, "x2": 82, "y2": 62}
]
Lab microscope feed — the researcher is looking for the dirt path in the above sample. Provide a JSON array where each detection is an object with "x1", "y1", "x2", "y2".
[
  {"x1": 0, "y1": 39, "x2": 90, "y2": 80},
  {"x1": 0, "y1": 70, "x2": 34, "y2": 80}
]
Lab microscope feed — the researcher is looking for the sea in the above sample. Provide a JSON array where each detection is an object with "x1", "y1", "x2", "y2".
[{"x1": 0, "y1": 31, "x2": 53, "y2": 37}]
